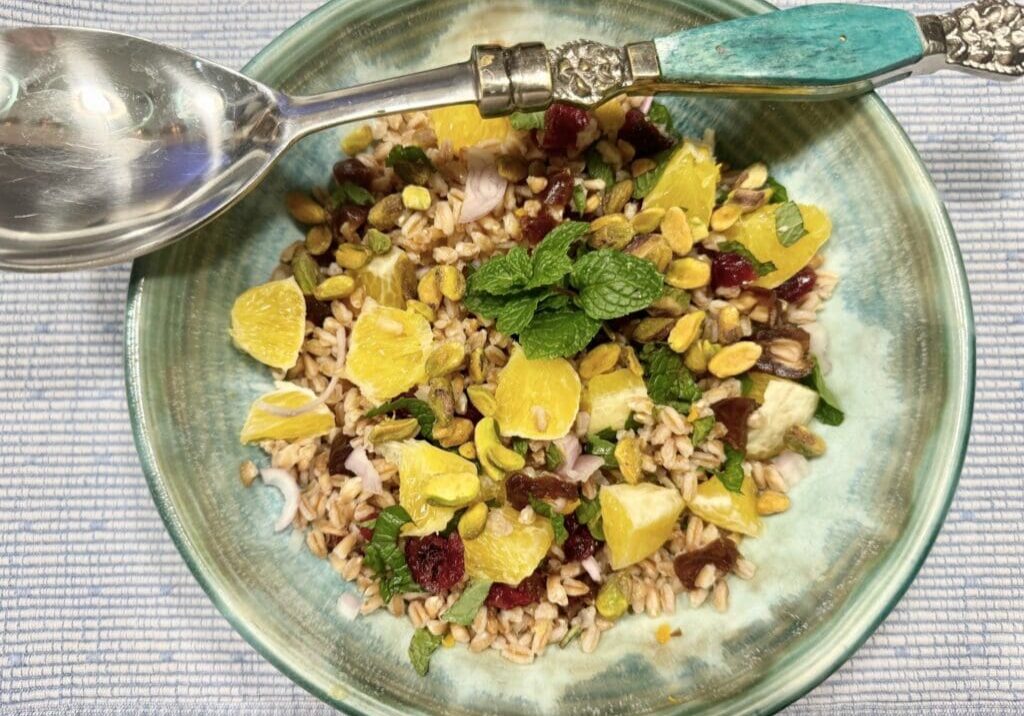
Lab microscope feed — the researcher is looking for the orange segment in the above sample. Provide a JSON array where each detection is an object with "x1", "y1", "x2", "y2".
[
  {"x1": 345, "y1": 300, "x2": 433, "y2": 404},
  {"x1": 229, "y1": 277, "x2": 306, "y2": 370},
  {"x1": 724, "y1": 203, "x2": 831, "y2": 289},
  {"x1": 358, "y1": 248, "x2": 416, "y2": 309},
  {"x1": 380, "y1": 440, "x2": 477, "y2": 537},
  {"x1": 600, "y1": 483, "x2": 685, "y2": 570},
  {"x1": 642, "y1": 141, "x2": 719, "y2": 227},
  {"x1": 428, "y1": 105, "x2": 512, "y2": 151},
  {"x1": 463, "y1": 506, "x2": 554, "y2": 585},
  {"x1": 239, "y1": 383, "x2": 335, "y2": 444},
  {"x1": 493, "y1": 346, "x2": 581, "y2": 440}
]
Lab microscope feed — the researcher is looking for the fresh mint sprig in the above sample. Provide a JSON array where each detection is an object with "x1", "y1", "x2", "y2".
[{"x1": 463, "y1": 221, "x2": 664, "y2": 359}]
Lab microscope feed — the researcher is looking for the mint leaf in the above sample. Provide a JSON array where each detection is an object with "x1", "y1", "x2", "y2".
[
  {"x1": 466, "y1": 246, "x2": 532, "y2": 295},
  {"x1": 739, "y1": 373, "x2": 754, "y2": 397},
  {"x1": 463, "y1": 288, "x2": 546, "y2": 336},
  {"x1": 518, "y1": 308, "x2": 601, "y2": 359},
  {"x1": 800, "y1": 357, "x2": 845, "y2": 426},
  {"x1": 510, "y1": 111, "x2": 545, "y2": 131},
  {"x1": 575, "y1": 496, "x2": 605, "y2": 540},
  {"x1": 647, "y1": 102, "x2": 674, "y2": 133},
  {"x1": 538, "y1": 293, "x2": 572, "y2": 312},
  {"x1": 775, "y1": 202, "x2": 806, "y2": 247},
  {"x1": 640, "y1": 343, "x2": 702, "y2": 407},
  {"x1": 585, "y1": 433, "x2": 618, "y2": 468},
  {"x1": 363, "y1": 506, "x2": 421, "y2": 602},
  {"x1": 572, "y1": 185, "x2": 587, "y2": 215},
  {"x1": 528, "y1": 221, "x2": 589, "y2": 288},
  {"x1": 530, "y1": 496, "x2": 568, "y2": 545},
  {"x1": 364, "y1": 398, "x2": 435, "y2": 439},
  {"x1": 691, "y1": 415, "x2": 715, "y2": 447},
  {"x1": 571, "y1": 249, "x2": 663, "y2": 320},
  {"x1": 545, "y1": 443, "x2": 564, "y2": 470},
  {"x1": 331, "y1": 181, "x2": 374, "y2": 207},
  {"x1": 633, "y1": 148, "x2": 673, "y2": 199},
  {"x1": 386, "y1": 145, "x2": 434, "y2": 185},
  {"x1": 718, "y1": 241, "x2": 777, "y2": 277},
  {"x1": 512, "y1": 438, "x2": 529, "y2": 457},
  {"x1": 408, "y1": 628, "x2": 442, "y2": 676},
  {"x1": 442, "y1": 579, "x2": 492, "y2": 626},
  {"x1": 766, "y1": 176, "x2": 789, "y2": 203},
  {"x1": 717, "y1": 445, "x2": 745, "y2": 493},
  {"x1": 586, "y1": 148, "x2": 614, "y2": 189}
]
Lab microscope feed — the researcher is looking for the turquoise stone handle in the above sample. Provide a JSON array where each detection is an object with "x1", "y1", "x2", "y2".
[{"x1": 653, "y1": 3, "x2": 925, "y2": 98}]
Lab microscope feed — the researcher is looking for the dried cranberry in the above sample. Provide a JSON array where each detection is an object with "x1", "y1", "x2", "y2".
[
  {"x1": 710, "y1": 397, "x2": 758, "y2": 450},
  {"x1": 618, "y1": 108, "x2": 674, "y2": 157},
  {"x1": 712, "y1": 251, "x2": 758, "y2": 290},
  {"x1": 776, "y1": 267, "x2": 817, "y2": 303},
  {"x1": 327, "y1": 433, "x2": 352, "y2": 476},
  {"x1": 405, "y1": 533, "x2": 464, "y2": 593},
  {"x1": 485, "y1": 571, "x2": 546, "y2": 609},
  {"x1": 358, "y1": 509, "x2": 379, "y2": 541},
  {"x1": 519, "y1": 212, "x2": 558, "y2": 245},
  {"x1": 305, "y1": 295, "x2": 333, "y2": 328},
  {"x1": 506, "y1": 472, "x2": 579, "y2": 510},
  {"x1": 332, "y1": 158, "x2": 375, "y2": 189},
  {"x1": 540, "y1": 103, "x2": 591, "y2": 152},
  {"x1": 332, "y1": 203, "x2": 368, "y2": 237},
  {"x1": 542, "y1": 169, "x2": 575, "y2": 207},
  {"x1": 673, "y1": 538, "x2": 740, "y2": 589},
  {"x1": 563, "y1": 515, "x2": 597, "y2": 562}
]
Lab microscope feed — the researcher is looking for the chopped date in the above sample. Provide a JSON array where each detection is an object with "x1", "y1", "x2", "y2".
[
  {"x1": 305, "y1": 295, "x2": 334, "y2": 328},
  {"x1": 485, "y1": 571, "x2": 546, "y2": 609},
  {"x1": 673, "y1": 537, "x2": 740, "y2": 589},
  {"x1": 618, "y1": 108, "x2": 674, "y2": 157},
  {"x1": 332, "y1": 158, "x2": 375, "y2": 189},
  {"x1": 542, "y1": 169, "x2": 575, "y2": 207},
  {"x1": 519, "y1": 213, "x2": 558, "y2": 245},
  {"x1": 710, "y1": 397, "x2": 758, "y2": 451},
  {"x1": 405, "y1": 533, "x2": 465, "y2": 593},
  {"x1": 332, "y1": 203, "x2": 368, "y2": 237},
  {"x1": 506, "y1": 472, "x2": 579, "y2": 510},
  {"x1": 326, "y1": 432, "x2": 352, "y2": 475}
]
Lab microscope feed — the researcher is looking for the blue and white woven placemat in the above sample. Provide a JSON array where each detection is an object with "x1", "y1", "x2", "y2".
[{"x1": 0, "y1": 1, "x2": 1021, "y2": 713}]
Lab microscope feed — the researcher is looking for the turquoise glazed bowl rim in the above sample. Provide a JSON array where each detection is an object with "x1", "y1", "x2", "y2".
[{"x1": 124, "y1": 0, "x2": 975, "y2": 712}]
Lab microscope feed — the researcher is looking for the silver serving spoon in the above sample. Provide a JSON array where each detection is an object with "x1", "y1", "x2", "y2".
[{"x1": 1, "y1": 0, "x2": 1021, "y2": 271}]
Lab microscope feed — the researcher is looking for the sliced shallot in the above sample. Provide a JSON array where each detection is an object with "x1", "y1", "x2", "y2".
[
  {"x1": 581, "y1": 555, "x2": 604, "y2": 583},
  {"x1": 772, "y1": 450, "x2": 810, "y2": 489},
  {"x1": 260, "y1": 468, "x2": 300, "y2": 532},
  {"x1": 459, "y1": 149, "x2": 507, "y2": 224},
  {"x1": 337, "y1": 591, "x2": 363, "y2": 620},
  {"x1": 345, "y1": 446, "x2": 383, "y2": 495}
]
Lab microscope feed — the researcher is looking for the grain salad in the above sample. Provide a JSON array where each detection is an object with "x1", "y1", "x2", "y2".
[{"x1": 229, "y1": 97, "x2": 842, "y2": 675}]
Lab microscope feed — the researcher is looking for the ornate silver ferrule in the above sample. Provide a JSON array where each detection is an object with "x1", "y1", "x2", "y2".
[
  {"x1": 918, "y1": 0, "x2": 1024, "y2": 78},
  {"x1": 470, "y1": 39, "x2": 661, "y2": 116}
]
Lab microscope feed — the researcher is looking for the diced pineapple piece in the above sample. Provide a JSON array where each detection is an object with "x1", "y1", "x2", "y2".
[{"x1": 600, "y1": 483, "x2": 685, "y2": 569}]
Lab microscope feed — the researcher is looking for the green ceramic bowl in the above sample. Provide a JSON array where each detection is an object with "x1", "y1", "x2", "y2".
[{"x1": 124, "y1": 0, "x2": 974, "y2": 712}]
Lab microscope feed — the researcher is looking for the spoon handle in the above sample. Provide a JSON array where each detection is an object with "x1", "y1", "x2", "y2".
[{"x1": 650, "y1": 0, "x2": 1024, "y2": 100}]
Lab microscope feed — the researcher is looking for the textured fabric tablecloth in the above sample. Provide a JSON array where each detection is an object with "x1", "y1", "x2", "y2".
[{"x1": 1, "y1": 0, "x2": 1022, "y2": 713}]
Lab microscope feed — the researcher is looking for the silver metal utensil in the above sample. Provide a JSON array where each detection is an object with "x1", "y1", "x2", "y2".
[{"x1": 0, "y1": 0, "x2": 1020, "y2": 271}]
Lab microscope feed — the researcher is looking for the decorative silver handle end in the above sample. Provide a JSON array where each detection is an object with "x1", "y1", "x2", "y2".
[
  {"x1": 918, "y1": 0, "x2": 1024, "y2": 79},
  {"x1": 471, "y1": 39, "x2": 661, "y2": 116}
]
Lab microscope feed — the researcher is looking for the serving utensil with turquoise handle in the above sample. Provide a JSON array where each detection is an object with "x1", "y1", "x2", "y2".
[{"x1": 1, "y1": 0, "x2": 1021, "y2": 271}]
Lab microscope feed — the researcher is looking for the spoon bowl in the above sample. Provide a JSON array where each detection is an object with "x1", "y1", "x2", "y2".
[{"x1": 0, "y1": 27, "x2": 284, "y2": 270}]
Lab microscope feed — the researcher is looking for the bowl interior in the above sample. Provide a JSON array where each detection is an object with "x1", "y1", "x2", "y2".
[{"x1": 125, "y1": 0, "x2": 973, "y2": 713}]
